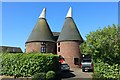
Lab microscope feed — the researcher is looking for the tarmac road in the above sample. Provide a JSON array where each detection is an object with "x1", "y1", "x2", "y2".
[{"x1": 60, "y1": 68, "x2": 93, "y2": 80}]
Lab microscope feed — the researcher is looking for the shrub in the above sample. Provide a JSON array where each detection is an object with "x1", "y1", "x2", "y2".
[
  {"x1": 46, "y1": 71, "x2": 55, "y2": 80},
  {"x1": 92, "y1": 73, "x2": 104, "y2": 80},
  {"x1": 32, "y1": 73, "x2": 46, "y2": 80},
  {"x1": 93, "y1": 60, "x2": 120, "y2": 79},
  {"x1": 0, "y1": 53, "x2": 59, "y2": 77}
]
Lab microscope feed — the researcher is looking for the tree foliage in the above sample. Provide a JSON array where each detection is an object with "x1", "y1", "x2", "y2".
[
  {"x1": 80, "y1": 24, "x2": 120, "y2": 79},
  {"x1": 80, "y1": 24, "x2": 120, "y2": 65}
]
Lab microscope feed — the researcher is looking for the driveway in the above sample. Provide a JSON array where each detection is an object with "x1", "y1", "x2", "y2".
[{"x1": 59, "y1": 68, "x2": 93, "y2": 80}]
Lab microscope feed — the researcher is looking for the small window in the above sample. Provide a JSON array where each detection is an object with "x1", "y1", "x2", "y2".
[
  {"x1": 41, "y1": 47, "x2": 46, "y2": 53},
  {"x1": 41, "y1": 42, "x2": 46, "y2": 45},
  {"x1": 58, "y1": 42, "x2": 60, "y2": 46},
  {"x1": 58, "y1": 47, "x2": 60, "y2": 52},
  {"x1": 74, "y1": 58, "x2": 79, "y2": 65}
]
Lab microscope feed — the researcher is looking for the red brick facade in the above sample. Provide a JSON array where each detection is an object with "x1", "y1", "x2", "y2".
[
  {"x1": 57, "y1": 41, "x2": 81, "y2": 68},
  {"x1": 26, "y1": 42, "x2": 56, "y2": 54}
]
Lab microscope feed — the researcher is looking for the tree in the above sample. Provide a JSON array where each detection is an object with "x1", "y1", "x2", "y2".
[{"x1": 80, "y1": 24, "x2": 120, "y2": 65}]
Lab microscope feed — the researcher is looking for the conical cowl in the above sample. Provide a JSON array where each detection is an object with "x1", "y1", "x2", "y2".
[
  {"x1": 57, "y1": 7, "x2": 83, "y2": 42},
  {"x1": 26, "y1": 8, "x2": 54, "y2": 43}
]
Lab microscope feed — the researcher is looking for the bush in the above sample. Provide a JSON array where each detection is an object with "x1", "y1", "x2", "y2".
[
  {"x1": 92, "y1": 73, "x2": 104, "y2": 80},
  {"x1": 0, "y1": 53, "x2": 59, "y2": 77},
  {"x1": 46, "y1": 71, "x2": 55, "y2": 80},
  {"x1": 93, "y1": 60, "x2": 120, "y2": 79},
  {"x1": 32, "y1": 73, "x2": 46, "y2": 80}
]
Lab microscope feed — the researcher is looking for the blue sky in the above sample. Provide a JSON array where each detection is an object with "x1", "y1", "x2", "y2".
[{"x1": 2, "y1": 2, "x2": 118, "y2": 52}]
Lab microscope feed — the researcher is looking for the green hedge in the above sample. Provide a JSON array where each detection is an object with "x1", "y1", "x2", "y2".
[
  {"x1": 93, "y1": 60, "x2": 120, "y2": 79},
  {"x1": 0, "y1": 53, "x2": 59, "y2": 77}
]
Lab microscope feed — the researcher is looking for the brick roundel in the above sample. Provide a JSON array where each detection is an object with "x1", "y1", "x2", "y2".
[{"x1": 57, "y1": 41, "x2": 81, "y2": 68}]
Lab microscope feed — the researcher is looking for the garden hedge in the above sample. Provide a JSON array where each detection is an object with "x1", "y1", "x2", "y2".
[
  {"x1": 0, "y1": 53, "x2": 59, "y2": 77},
  {"x1": 92, "y1": 60, "x2": 120, "y2": 79}
]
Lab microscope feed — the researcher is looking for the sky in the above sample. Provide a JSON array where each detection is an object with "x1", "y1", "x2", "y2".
[
  {"x1": 2, "y1": 2, "x2": 118, "y2": 52},
  {"x1": 1, "y1": 0, "x2": 120, "y2": 2}
]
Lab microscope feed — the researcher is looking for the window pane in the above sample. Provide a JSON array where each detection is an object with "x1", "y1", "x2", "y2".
[
  {"x1": 41, "y1": 47, "x2": 46, "y2": 53},
  {"x1": 41, "y1": 47, "x2": 43, "y2": 53},
  {"x1": 43, "y1": 47, "x2": 46, "y2": 53},
  {"x1": 58, "y1": 47, "x2": 60, "y2": 52}
]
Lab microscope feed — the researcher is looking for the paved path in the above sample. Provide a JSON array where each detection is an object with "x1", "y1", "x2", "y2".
[{"x1": 60, "y1": 68, "x2": 93, "y2": 80}]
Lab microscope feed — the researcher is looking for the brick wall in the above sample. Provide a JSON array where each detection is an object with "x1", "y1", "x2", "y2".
[{"x1": 57, "y1": 41, "x2": 81, "y2": 68}]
